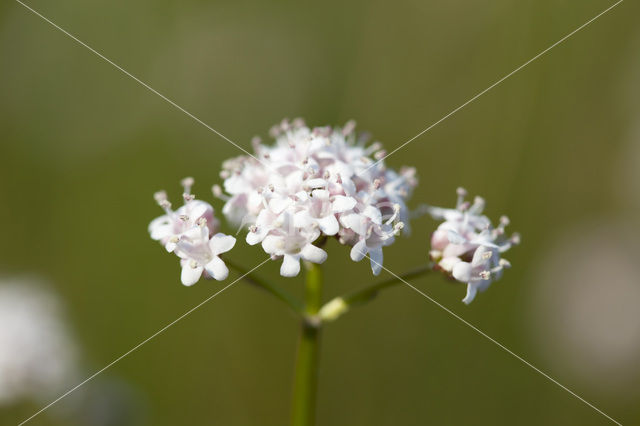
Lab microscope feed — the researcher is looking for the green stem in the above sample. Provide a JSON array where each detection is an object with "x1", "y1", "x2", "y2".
[
  {"x1": 318, "y1": 264, "x2": 432, "y2": 322},
  {"x1": 290, "y1": 262, "x2": 323, "y2": 426},
  {"x1": 225, "y1": 258, "x2": 304, "y2": 316}
]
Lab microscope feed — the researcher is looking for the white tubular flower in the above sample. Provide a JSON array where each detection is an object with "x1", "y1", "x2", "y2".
[
  {"x1": 427, "y1": 188, "x2": 519, "y2": 304},
  {"x1": 149, "y1": 179, "x2": 235, "y2": 286},
  {"x1": 216, "y1": 119, "x2": 416, "y2": 276}
]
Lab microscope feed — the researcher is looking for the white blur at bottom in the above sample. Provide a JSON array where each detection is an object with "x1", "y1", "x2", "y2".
[{"x1": 0, "y1": 279, "x2": 78, "y2": 406}]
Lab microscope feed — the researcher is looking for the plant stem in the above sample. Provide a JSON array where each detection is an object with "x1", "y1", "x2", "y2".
[
  {"x1": 225, "y1": 258, "x2": 305, "y2": 316},
  {"x1": 290, "y1": 262, "x2": 323, "y2": 426}
]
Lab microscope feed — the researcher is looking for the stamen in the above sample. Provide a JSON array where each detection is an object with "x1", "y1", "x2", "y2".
[
  {"x1": 456, "y1": 187, "x2": 467, "y2": 208},
  {"x1": 342, "y1": 120, "x2": 356, "y2": 136},
  {"x1": 374, "y1": 150, "x2": 387, "y2": 160},
  {"x1": 154, "y1": 190, "x2": 167, "y2": 203},
  {"x1": 479, "y1": 270, "x2": 491, "y2": 280},
  {"x1": 181, "y1": 177, "x2": 194, "y2": 194},
  {"x1": 211, "y1": 184, "x2": 228, "y2": 201},
  {"x1": 499, "y1": 258, "x2": 511, "y2": 268}
]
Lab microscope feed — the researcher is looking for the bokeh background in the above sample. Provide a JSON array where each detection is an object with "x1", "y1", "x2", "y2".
[{"x1": 1, "y1": 0, "x2": 639, "y2": 424}]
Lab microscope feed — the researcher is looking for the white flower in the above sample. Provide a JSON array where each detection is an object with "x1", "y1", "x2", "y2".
[
  {"x1": 427, "y1": 188, "x2": 519, "y2": 304},
  {"x1": 148, "y1": 177, "x2": 218, "y2": 252},
  {"x1": 0, "y1": 280, "x2": 78, "y2": 405},
  {"x1": 149, "y1": 178, "x2": 235, "y2": 286},
  {"x1": 216, "y1": 119, "x2": 416, "y2": 276}
]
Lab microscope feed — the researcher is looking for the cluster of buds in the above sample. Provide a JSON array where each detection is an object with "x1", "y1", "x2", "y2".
[
  {"x1": 149, "y1": 178, "x2": 236, "y2": 286},
  {"x1": 427, "y1": 188, "x2": 520, "y2": 304},
  {"x1": 215, "y1": 119, "x2": 417, "y2": 276}
]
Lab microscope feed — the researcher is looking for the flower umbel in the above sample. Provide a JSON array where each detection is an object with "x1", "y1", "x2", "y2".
[
  {"x1": 216, "y1": 119, "x2": 416, "y2": 276},
  {"x1": 427, "y1": 188, "x2": 520, "y2": 304},
  {"x1": 149, "y1": 178, "x2": 236, "y2": 286}
]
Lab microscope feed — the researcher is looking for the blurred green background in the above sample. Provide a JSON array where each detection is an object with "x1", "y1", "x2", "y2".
[{"x1": 1, "y1": 0, "x2": 639, "y2": 424}]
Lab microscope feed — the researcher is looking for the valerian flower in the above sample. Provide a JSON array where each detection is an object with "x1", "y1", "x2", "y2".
[
  {"x1": 149, "y1": 178, "x2": 235, "y2": 286},
  {"x1": 427, "y1": 188, "x2": 519, "y2": 304},
  {"x1": 215, "y1": 119, "x2": 416, "y2": 276}
]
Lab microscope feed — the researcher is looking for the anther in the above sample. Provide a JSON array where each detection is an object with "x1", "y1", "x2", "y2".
[
  {"x1": 499, "y1": 259, "x2": 511, "y2": 268},
  {"x1": 479, "y1": 270, "x2": 491, "y2": 280},
  {"x1": 181, "y1": 177, "x2": 194, "y2": 193},
  {"x1": 374, "y1": 150, "x2": 387, "y2": 160},
  {"x1": 154, "y1": 191, "x2": 167, "y2": 203}
]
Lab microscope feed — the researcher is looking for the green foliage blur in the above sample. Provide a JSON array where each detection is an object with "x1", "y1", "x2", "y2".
[{"x1": 1, "y1": 0, "x2": 639, "y2": 424}]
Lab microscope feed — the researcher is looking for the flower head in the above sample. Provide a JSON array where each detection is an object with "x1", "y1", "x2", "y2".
[
  {"x1": 427, "y1": 188, "x2": 519, "y2": 304},
  {"x1": 216, "y1": 119, "x2": 416, "y2": 276},
  {"x1": 149, "y1": 178, "x2": 235, "y2": 286}
]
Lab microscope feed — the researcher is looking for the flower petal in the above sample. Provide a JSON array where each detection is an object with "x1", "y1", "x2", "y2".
[
  {"x1": 209, "y1": 233, "x2": 236, "y2": 255},
  {"x1": 317, "y1": 215, "x2": 339, "y2": 236},
  {"x1": 246, "y1": 230, "x2": 264, "y2": 245},
  {"x1": 452, "y1": 262, "x2": 473, "y2": 283},
  {"x1": 301, "y1": 244, "x2": 327, "y2": 264},
  {"x1": 149, "y1": 217, "x2": 172, "y2": 240},
  {"x1": 462, "y1": 283, "x2": 478, "y2": 304},
  {"x1": 269, "y1": 196, "x2": 292, "y2": 214},
  {"x1": 205, "y1": 256, "x2": 229, "y2": 281},
  {"x1": 181, "y1": 263, "x2": 203, "y2": 286},
  {"x1": 350, "y1": 239, "x2": 368, "y2": 262},
  {"x1": 369, "y1": 247, "x2": 383, "y2": 276},
  {"x1": 262, "y1": 235, "x2": 283, "y2": 255},
  {"x1": 331, "y1": 196, "x2": 356, "y2": 213},
  {"x1": 281, "y1": 254, "x2": 301, "y2": 277}
]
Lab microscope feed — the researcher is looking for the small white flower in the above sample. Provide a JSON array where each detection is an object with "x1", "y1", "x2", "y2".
[
  {"x1": 216, "y1": 119, "x2": 416, "y2": 276},
  {"x1": 427, "y1": 188, "x2": 519, "y2": 304},
  {"x1": 149, "y1": 179, "x2": 235, "y2": 286},
  {"x1": 148, "y1": 177, "x2": 218, "y2": 252}
]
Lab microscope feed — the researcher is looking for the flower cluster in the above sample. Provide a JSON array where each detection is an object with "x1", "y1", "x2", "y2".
[
  {"x1": 216, "y1": 119, "x2": 417, "y2": 276},
  {"x1": 149, "y1": 178, "x2": 236, "y2": 286},
  {"x1": 427, "y1": 188, "x2": 520, "y2": 304}
]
